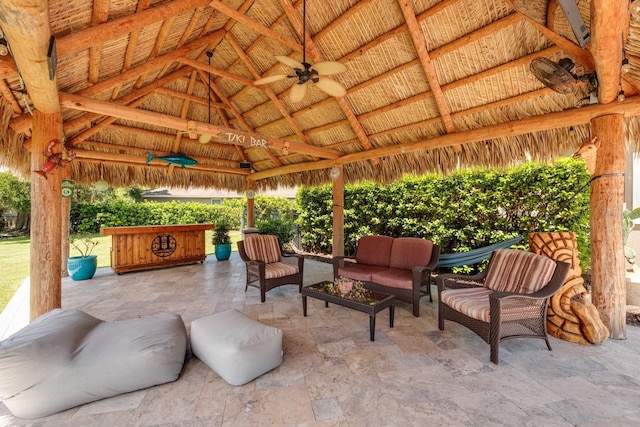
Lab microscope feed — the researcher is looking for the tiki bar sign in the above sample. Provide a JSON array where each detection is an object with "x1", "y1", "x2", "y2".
[{"x1": 223, "y1": 131, "x2": 268, "y2": 148}]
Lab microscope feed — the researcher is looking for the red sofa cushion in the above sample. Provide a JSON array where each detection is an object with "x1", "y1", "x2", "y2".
[
  {"x1": 338, "y1": 264, "x2": 389, "y2": 282},
  {"x1": 370, "y1": 268, "x2": 414, "y2": 290},
  {"x1": 355, "y1": 235, "x2": 394, "y2": 267},
  {"x1": 388, "y1": 237, "x2": 433, "y2": 270}
]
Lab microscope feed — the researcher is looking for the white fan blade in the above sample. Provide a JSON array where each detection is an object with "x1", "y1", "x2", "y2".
[
  {"x1": 275, "y1": 55, "x2": 305, "y2": 70},
  {"x1": 289, "y1": 82, "x2": 308, "y2": 103},
  {"x1": 199, "y1": 134, "x2": 212, "y2": 144},
  {"x1": 312, "y1": 61, "x2": 347, "y2": 76},
  {"x1": 254, "y1": 74, "x2": 288, "y2": 85},
  {"x1": 314, "y1": 77, "x2": 347, "y2": 98}
]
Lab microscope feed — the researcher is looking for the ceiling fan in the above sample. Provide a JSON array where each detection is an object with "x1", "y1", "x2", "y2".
[
  {"x1": 253, "y1": 0, "x2": 347, "y2": 103},
  {"x1": 530, "y1": 57, "x2": 598, "y2": 105}
]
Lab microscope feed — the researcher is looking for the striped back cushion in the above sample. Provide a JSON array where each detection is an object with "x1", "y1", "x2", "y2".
[
  {"x1": 243, "y1": 235, "x2": 281, "y2": 264},
  {"x1": 484, "y1": 249, "x2": 556, "y2": 294}
]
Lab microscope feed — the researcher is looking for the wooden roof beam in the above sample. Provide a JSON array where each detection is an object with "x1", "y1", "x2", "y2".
[
  {"x1": 209, "y1": 0, "x2": 303, "y2": 54},
  {"x1": 0, "y1": 0, "x2": 58, "y2": 113},
  {"x1": 590, "y1": 0, "x2": 628, "y2": 104},
  {"x1": 398, "y1": 0, "x2": 456, "y2": 134},
  {"x1": 177, "y1": 57, "x2": 254, "y2": 86},
  {"x1": 58, "y1": 92, "x2": 341, "y2": 160},
  {"x1": 250, "y1": 95, "x2": 640, "y2": 181},
  {"x1": 88, "y1": 0, "x2": 110, "y2": 84}
]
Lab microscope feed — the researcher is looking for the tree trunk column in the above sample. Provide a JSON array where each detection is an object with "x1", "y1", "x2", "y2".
[
  {"x1": 590, "y1": 114, "x2": 626, "y2": 339},
  {"x1": 30, "y1": 111, "x2": 64, "y2": 321}
]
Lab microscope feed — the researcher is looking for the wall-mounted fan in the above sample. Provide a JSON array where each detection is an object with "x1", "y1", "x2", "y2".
[
  {"x1": 530, "y1": 57, "x2": 596, "y2": 95},
  {"x1": 253, "y1": 0, "x2": 347, "y2": 103}
]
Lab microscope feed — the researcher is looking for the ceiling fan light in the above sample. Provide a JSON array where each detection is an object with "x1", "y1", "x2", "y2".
[
  {"x1": 622, "y1": 58, "x2": 631, "y2": 74},
  {"x1": 199, "y1": 134, "x2": 212, "y2": 144},
  {"x1": 93, "y1": 179, "x2": 109, "y2": 192}
]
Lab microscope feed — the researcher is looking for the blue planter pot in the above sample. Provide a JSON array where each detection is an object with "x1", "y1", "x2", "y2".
[
  {"x1": 214, "y1": 244, "x2": 232, "y2": 261},
  {"x1": 67, "y1": 255, "x2": 98, "y2": 281}
]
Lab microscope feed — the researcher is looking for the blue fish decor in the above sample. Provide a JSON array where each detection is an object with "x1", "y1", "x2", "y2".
[{"x1": 146, "y1": 152, "x2": 198, "y2": 168}]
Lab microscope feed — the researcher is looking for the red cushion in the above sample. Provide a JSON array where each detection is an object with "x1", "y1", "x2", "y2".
[
  {"x1": 389, "y1": 237, "x2": 433, "y2": 270},
  {"x1": 338, "y1": 264, "x2": 388, "y2": 282},
  {"x1": 355, "y1": 236, "x2": 393, "y2": 267},
  {"x1": 370, "y1": 268, "x2": 413, "y2": 290}
]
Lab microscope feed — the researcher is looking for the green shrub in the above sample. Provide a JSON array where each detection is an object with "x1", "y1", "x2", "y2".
[
  {"x1": 296, "y1": 158, "x2": 591, "y2": 269},
  {"x1": 256, "y1": 218, "x2": 294, "y2": 250}
]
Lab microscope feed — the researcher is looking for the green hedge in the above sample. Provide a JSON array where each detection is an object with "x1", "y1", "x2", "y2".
[
  {"x1": 70, "y1": 200, "x2": 242, "y2": 233},
  {"x1": 297, "y1": 158, "x2": 591, "y2": 268}
]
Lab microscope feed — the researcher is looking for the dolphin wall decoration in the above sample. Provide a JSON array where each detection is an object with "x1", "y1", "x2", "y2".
[{"x1": 146, "y1": 152, "x2": 198, "y2": 168}]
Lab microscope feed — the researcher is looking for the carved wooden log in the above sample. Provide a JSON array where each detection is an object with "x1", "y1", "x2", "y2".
[{"x1": 529, "y1": 231, "x2": 608, "y2": 344}]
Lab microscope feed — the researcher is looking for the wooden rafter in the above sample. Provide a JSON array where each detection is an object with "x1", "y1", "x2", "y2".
[
  {"x1": 398, "y1": 0, "x2": 456, "y2": 134},
  {"x1": 58, "y1": 92, "x2": 342, "y2": 160},
  {"x1": 88, "y1": 0, "x2": 110, "y2": 84},
  {"x1": 251, "y1": 95, "x2": 640, "y2": 180}
]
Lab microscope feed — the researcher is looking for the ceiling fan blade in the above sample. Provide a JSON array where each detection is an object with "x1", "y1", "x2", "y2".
[
  {"x1": 314, "y1": 77, "x2": 347, "y2": 98},
  {"x1": 275, "y1": 55, "x2": 305, "y2": 70},
  {"x1": 312, "y1": 61, "x2": 347, "y2": 76},
  {"x1": 289, "y1": 82, "x2": 308, "y2": 103},
  {"x1": 254, "y1": 74, "x2": 288, "y2": 85}
]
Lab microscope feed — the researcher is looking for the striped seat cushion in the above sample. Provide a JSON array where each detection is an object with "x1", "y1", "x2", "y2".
[
  {"x1": 441, "y1": 287, "x2": 540, "y2": 323},
  {"x1": 441, "y1": 287, "x2": 493, "y2": 322},
  {"x1": 484, "y1": 249, "x2": 556, "y2": 294},
  {"x1": 247, "y1": 262, "x2": 299, "y2": 280},
  {"x1": 243, "y1": 235, "x2": 281, "y2": 264}
]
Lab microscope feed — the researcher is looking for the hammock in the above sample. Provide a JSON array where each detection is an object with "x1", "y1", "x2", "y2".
[{"x1": 436, "y1": 236, "x2": 524, "y2": 268}]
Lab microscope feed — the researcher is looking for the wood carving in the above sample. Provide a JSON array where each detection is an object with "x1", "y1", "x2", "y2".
[
  {"x1": 529, "y1": 231, "x2": 608, "y2": 345},
  {"x1": 572, "y1": 136, "x2": 600, "y2": 175}
]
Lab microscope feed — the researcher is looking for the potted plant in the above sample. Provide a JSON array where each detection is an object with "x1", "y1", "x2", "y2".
[
  {"x1": 213, "y1": 221, "x2": 232, "y2": 261},
  {"x1": 67, "y1": 234, "x2": 99, "y2": 280}
]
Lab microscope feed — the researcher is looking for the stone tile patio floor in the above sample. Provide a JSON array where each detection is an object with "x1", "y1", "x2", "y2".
[{"x1": 1, "y1": 253, "x2": 640, "y2": 426}]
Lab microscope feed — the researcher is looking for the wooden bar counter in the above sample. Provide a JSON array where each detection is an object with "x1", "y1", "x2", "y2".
[{"x1": 100, "y1": 224, "x2": 215, "y2": 274}]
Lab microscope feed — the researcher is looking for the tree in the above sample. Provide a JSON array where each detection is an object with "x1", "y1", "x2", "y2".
[{"x1": 0, "y1": 172, "x2": 31, "y2": 232}]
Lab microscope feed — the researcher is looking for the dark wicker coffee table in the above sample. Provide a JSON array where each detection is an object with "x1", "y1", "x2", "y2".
[{"x1": 302, "y1": 281, "x2": 395, "y2": 341}]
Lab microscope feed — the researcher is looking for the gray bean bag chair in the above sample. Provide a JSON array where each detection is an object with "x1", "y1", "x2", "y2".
[{"x1": 0, "y1": 309, "x2": 187, "y2": 419}]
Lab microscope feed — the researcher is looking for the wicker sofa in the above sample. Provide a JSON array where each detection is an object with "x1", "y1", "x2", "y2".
[
  {"x1": 436, "y1": 248, "x2": 570, "y2": 364},
  {"x1": 332, "y1": 235, "x2": 440, "y2": 317}
]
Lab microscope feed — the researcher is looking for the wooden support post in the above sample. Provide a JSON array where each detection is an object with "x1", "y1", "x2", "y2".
[
  {"x1": 590, "y1": 114, "x2": 626, "y2": 339},
  {"x1": 332, "y1": 166, "x2": 344, "y2": 257},
  {"x1": 30, "y1": 111, "x2": 64, "y2": 320},
  {"x1": 246, "y1": 183, "x2": 255, "y2": 228}
]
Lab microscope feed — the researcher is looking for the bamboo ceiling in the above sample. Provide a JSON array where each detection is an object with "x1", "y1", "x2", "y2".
[{"x1": 0, "y1": 0, "x2": 638, "y2": 191}]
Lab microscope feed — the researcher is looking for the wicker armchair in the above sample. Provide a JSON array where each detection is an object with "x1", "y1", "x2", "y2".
[
  {"x1": 435, "y1": 249, "x2": 570, "y2": 364},
  {"x1": 237, "y1": 235, "x2": 304, "y2": 302}
]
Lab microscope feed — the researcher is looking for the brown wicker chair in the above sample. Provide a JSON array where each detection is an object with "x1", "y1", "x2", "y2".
[
  {"x1": 237, "y1": 235, "x2": 304, "y2": 302},
  {"x1": 435, "y1": 249, "x2": 570, "y2": 364}
]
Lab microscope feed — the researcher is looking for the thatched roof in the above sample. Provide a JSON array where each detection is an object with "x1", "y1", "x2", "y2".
[{"x1": 0, "y1": 0, "x2": 638, "y2": 191}]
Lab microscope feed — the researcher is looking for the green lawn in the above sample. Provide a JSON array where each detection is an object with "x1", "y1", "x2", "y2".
[{"x1": 0, "y1": 229, "x2": 241, "y2": 314}]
